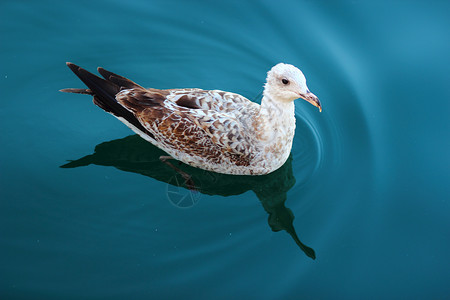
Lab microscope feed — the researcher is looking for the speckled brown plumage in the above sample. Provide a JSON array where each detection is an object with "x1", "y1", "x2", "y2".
[{"x1": 62, "y1": 62, "x2": 321, "y2": 175}]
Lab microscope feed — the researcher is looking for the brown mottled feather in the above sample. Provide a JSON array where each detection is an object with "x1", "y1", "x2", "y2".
[
  {"x1": 62, "y1": 62, "x2": 310, "y2": 175},
  {"x1": 116, "y1": 89, "x2": 254, "y2": 166},
  {"x1": 176, "y1": 95, "x2": 201, "y2": 109}
]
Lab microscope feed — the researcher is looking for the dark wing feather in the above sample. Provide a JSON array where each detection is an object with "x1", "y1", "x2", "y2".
[
  {"x1": 97, "y1": 67, "x2": 143, "y2": 90},
  {"x1": 62, "y1": 63, "x2": 154, "y2": 138},
  {"x1": 116, "y1": 89, "x2": 167, "y2": 113},
  {"x1": 175, "y1": 95, "x2": 202, "y2": 109}
]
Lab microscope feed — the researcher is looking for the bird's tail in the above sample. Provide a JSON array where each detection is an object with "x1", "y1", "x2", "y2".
[
  {"x1": 60, "y1": 62, "x2": 152, "y2": 138},
  {"x1": 59, "y1": 88, "x2": 93, "y2": 95}
]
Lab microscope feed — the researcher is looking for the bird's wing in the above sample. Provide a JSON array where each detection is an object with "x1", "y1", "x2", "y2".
[
  {"x1": 116, "y1": 88, "x2": 255, "y2": 164},
  {"x1": 163, "y1": 88, "x2": 255, "y2": 114}
]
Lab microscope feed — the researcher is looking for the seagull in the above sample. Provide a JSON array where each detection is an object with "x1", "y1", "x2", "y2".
[{"x1": 61, "y1": 62, "x2": 321, "y2": 175}]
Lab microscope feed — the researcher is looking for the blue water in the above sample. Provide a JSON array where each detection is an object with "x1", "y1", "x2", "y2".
[{"x1": 1, "y1": 0, "x2": 449, "y2": 299}]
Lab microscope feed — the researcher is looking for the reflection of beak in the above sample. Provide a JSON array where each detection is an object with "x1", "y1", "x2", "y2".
[{"x1": 299, "y1": 91, "x2": 322, "y2": 112}]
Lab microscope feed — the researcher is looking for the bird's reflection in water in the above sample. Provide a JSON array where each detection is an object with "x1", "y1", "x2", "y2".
[{"x1": 61, "y1": 135, "x2": 316, "y2": 259}]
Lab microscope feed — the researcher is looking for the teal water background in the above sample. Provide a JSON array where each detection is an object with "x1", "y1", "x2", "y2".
[{"x1": 1, "y1": 0, "x2": 449, "y2": 298}]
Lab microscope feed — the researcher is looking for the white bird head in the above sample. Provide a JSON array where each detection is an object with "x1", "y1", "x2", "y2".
[{"x1": 265, "y1": 63, "x2": 321, "y2": 112}]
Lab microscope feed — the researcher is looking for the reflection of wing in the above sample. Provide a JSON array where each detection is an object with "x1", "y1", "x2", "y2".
[{"x1": 116, "y1": 88, "x2": 256, "y2": 166}]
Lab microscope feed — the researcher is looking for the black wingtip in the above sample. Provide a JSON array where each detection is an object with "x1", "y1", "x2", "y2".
[
  {"x1": 66, "y1": 62, "x2": 86, "y2": 79},
  {"x1": 66, "y1": 62, "x2": 79, "y2": 72},
  {"x1": 97, "y1": 67, "x2": 110, "y2": 80},
  {"x1": 62, "y1": 61, "x2": 155, "y2": 141},
  {"x1": 97, "y1": 66, "x2": 143, "y2": 89},
  {"x1": 64, "y1": 62, "x2": 120, "y2": 95}
]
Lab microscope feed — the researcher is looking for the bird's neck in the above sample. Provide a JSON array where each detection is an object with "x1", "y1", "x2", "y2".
[
  {"x1": 256, "y1": 93, "x2": 296, "y2": 142},
  {"x1": 260, "y1": 93, "x2": 296, "y2": 124}
]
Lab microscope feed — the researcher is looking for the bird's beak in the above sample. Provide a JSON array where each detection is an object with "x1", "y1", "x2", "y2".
[{"x1": 299, "y1": 91, "x2": 322, "y2": 112}]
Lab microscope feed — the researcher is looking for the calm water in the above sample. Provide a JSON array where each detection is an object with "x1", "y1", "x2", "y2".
[{"x1": 1, "y1": 0, "x2": 449, "y2": 299}]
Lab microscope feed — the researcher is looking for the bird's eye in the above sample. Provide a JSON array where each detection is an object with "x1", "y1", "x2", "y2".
[{"x1": 281, "y1": 78, "x2": 289, "y2": 85}]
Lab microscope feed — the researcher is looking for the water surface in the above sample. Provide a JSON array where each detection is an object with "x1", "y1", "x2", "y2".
[{"x1": 1, "y1": 0, "x2": 449, "y2": 299}]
